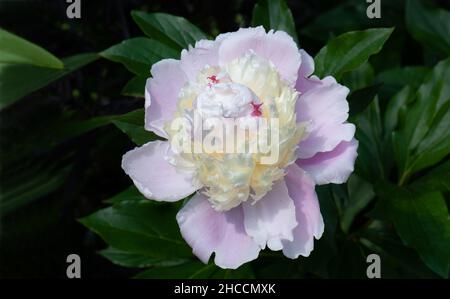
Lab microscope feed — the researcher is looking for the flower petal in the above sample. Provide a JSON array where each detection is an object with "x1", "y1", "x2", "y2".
[
  {"x1": 176, "y1": 193, "x2": 260, "y2": 269},
  {"x1": 282, "y1": 164, "x2": 324, "y2": 259},
  {"x1": 145, "y1": 59, "x2": 187, "y2": 138},
  {"x1": 242, "y1": 179, "x2": 297, "y2": 251},
  {"x1": 297, "y1": 139, "x2": 358, "y2": 185},
  {"x1": 296, "y1": 77, "x2": 355, "y2": 159},
  {"x1": 295, "y1": 49, "x2": 324, "y2": 94},
  {"x1": 122, "y1": 140, "x2": 198, "y2": 201},
  {"x1": 218, "y1": 27, "x2": 300, "y2": 85},
  {"x1": 298, "y1": 49, "x2": 314, "y2": 78},
  {"x1": 180, "y1": 39, "x2": 219, "y2": 81}
]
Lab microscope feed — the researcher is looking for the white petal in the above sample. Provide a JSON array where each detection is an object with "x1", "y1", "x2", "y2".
[
  {"x1": 177, "y1": 193, "x2": 260, "y2": 269},
  {"x1": 282, "y1": 164, "x2": 324, "y2": 258},
  {"x1": 122, "y1": 141, "x2": 198, "y2": 201},
  {"x1": 242, "y1": 179, "x2": 297, "y2": 251},
  {"x1": 298, "y1": 139, "x2": 359, "y2": 185}
]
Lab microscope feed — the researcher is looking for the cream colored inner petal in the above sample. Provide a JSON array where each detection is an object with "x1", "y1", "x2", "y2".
[{"x1": 165, "y1": 50, "x2": 308, "y2": 211}]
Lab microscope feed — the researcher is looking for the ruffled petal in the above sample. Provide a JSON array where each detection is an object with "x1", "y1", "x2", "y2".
[
  {"x1": 296, "y1": 77, "x2": 355, "y2": 159},
  {"x1": 282, "y1": 164, "x2": 324, "y2": 258},
  {"x1": 242, "y1": 179, "x2": 297, "y2": 251},
  {"x1": 297, "y1": 139, "x2": 358, "y2": 185},
  {"x1": 145, "y1": 59, "x2": 187, "y2": 138},
  {"x1": 298, "y1": 49, "x2": 314, "y2": 78},
  {"x1": 176, "y1": 193, "x2": 260, "y2": 269},
  {"x1": 295, "y1": 49, "x2": 324, "y2": 94},
  {"x1": 122, "y1": 141, "x2": 198, "y2": 201},
  {"x1": 218, "y1": 26, "x2": 300, "y2": 85},
  {"x1": 180, "y1": 39, "x2": 220, "y2": 81}
]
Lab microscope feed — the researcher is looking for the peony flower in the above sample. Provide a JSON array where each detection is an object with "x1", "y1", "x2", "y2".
[{"x1": 122, "y1": 27, "x2": 358, "y2": 269}]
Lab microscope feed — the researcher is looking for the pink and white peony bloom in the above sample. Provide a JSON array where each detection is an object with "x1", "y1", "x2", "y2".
[{"x1": 122, "y1": 27, "x2": 358, "y2": 269}]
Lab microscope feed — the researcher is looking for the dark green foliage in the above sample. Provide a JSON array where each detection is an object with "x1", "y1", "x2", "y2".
[{"x1": 1, "y1": 0, "x2": 449, "y2": 279}]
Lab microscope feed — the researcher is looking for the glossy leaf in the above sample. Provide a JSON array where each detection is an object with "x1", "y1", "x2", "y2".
[
  {"x1": 131, "y1": 11, "x2": 207, "y2": 51},
  {"x1": 340, "y1": 175, "x2": 375, "y2": 233},
  {"x1": 0, "y1": 28, "x2": 63, "y2": 69},
  {"x1": 383, "y1": 86, "x2": 413, "y2": 135},
  {"x1": 121, "y1": 75, "x2": 147, "y2": 97},
  {"x1": 406, "y1": 0, "x2": 450, "y2": 56},
  {"x1": 135, "y1": 262, "x2": 254, "y2": 279},
  {"x1": 409, "y1": 160, "x2": 450, "y2": 193},
  {"x1": 101, "y1": 37, "x2": 178, "y2": 75},
  {"x1": 377, "y1": 183, "x2": 450, "y2": 277},
  {"x1": 314, "y1": 28, "x2": 393, "y2": 80},
  {"x1": 0, "y1": 163, "x2": 72, "y2": 217},
  {"x1": 394, "y1": 58, "x2": 450, "y2": 182},
  {"x1": 104, "y1": 185, "x2": 146, "y2": 205},
  {"x1": 359, "y1": 220, "x2": 439, "y2": 278},
  {"x1": 0, "y1": 53, "x2": 98, "y2": 110},
  {"x1": 341, "y1": 61, "x2": 374, "y2": 91},
  {"x1": 300, "y1": 1, "x2": 370, "y2": 42},
  {"x1": 251, "y1": 0, "x2": 298, "y2": 44},
  {"x1": 53, "y1": 109, "x2": 155, "y2": 146},
  {"x1": 376, "y1": 66, "x2": 430, "y2": 99},
  {"x1": 112, "y1": 109, "x2": 157, "y2": 146},
  {"x1": 80, "y1": 200, "x2": 192, "y2": 259},
  {"x1": 354, "y1": 99, "x2": 386, "y2": 181},
  {"x1": 99, "y1": 246, "x2": 189, "y2": 269}
]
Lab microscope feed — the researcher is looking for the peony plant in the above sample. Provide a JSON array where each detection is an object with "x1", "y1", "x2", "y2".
[{"x1": 121, "y1": 26, "x2": 358, "y2": 269}]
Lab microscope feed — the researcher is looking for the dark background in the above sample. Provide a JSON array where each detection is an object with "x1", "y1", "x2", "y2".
[{"x1": 0, "y1": 0, "x2": 448, "y2": 278}]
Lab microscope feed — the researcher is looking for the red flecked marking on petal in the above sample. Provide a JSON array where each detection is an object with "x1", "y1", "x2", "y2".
[
  {"x1": 251, "y1": 102, "x2": 263, "y2": 117},
  {"x1": 207, "y1": 75, "x2": 219, "y2": 84}
]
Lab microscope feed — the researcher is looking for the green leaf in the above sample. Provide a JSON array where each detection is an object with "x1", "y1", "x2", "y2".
[
  {"x1": 51, "y1": 115, "x2": 113, "y2": 143},
  {"x1": 101, "y1": 37, "x2": 178, "y2": 75},
  {"x1": 409, "y1": 160, "x2": 450, "y2": 193},
  {"x1": 121, "y1": 75, "x2": 147, "y2": 97},
  {"x1": 376, "y1": 183, "x2": 450, "y2": 277},
  {"x1": 79, "y1": 200, "x2": 192, "y2": 259},
  {"x1": 104, "y1": 185, "x2": 146, "y2": 205},
  {"x1": 134, "y1": 262, "x2": 215, "y2": 279},
  {"x1": 300, "y1": 1, "x2": 368, "y2": 42},
  {"x1": 99, "y1": 246, "x2": 189, "y2": 268},
  {"x1": 53, "y1": 109, "x2": 155, "y2": 146},
  {"x1": 406, "y1": 0, "x2": 450, "y2": 56},
  {"x1": 376, "y1": 66, "x2": 430, "y2": 99},
  {"x1": 315, "y1": 185, "x2": 339, "y2": 254},
  {"x1": 135, "y1": 262, "x2": 254, "y2": 279},
  {"x1": 341, "y1": 61, "x2": 374, "y2": 91},
  {"x1": 211, "y1": 264, "x2": 255, "y2": 279},
  {"x1": 112, "y1": 109, "x2": 157, "y2": 146},
  {"x1": 354, "y1": 99, "x2": 386, "y2": 181},
  {"x1": 329, "y1": 238, "x2": 367, "y2": 278},
  {"x1": 0, "y1": 163, "x2": 72, "y2": 217},
  {"x1": 383, "y1": 86, "x2": 413, "y2": 135},
  {"x1": 410, "y1": 104, "x2": 450, "y2": 173},
  {"x1": 359, "y1": 220, "x2": 439, "y2": 278},
  {"x1": 251, "y1": 0, "x2": 298, "y2": 44},
  {"x1": 394, "y1": 58, "x2": 450, "y2": 182},
  {"x1": 131, "y1": 11, "x2": 207, "y2": 51},
  {"x1": 0, "y1": 28, "x2": 63, "y2": 69},
  {"x1": 340, "y1": 175, "x2": 375, "y2": 233},
  {"x1": 0, "y1": 53, "x2": 98, "y2": 110},
  {"x1": 314, "y1": 28, "x2": 394, "y2": 80}
]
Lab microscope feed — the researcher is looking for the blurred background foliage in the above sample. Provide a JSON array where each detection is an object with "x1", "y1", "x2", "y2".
[{"x1": 0, "y1": 0, "x2": 449, "y2": 278}]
